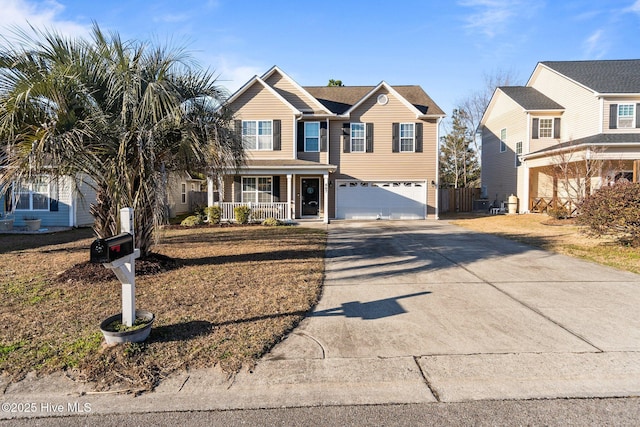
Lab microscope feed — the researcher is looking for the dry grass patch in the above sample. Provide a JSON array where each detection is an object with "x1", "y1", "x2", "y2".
[
  {"x1": 0, "y1": 226, "x2": 325, "y2": 393},
  {"x1": 447, "y1": 213, "x2": 640, "y2": 274}
]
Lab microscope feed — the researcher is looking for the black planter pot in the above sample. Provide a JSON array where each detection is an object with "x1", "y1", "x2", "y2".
[{"x1": 100, "y1": 309, "x2": 154, "y2": 344}]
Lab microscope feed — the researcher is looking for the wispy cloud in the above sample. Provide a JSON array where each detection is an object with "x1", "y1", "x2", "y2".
[
  {"x1": 626, "y1": 0, "x2": 640, "y2": 13},
  {"x1": 583, "y1": 29, "x2": 608, "y2": 59},
  {"x1": 153, "y1": 13, "x2": 191, "y2": 24},
  {"x1": 458, "y1": 0, "x2": 527, "y2": 38},
  {"x1": 0, "y1": 0, "x2": 89, "y2": 40}
]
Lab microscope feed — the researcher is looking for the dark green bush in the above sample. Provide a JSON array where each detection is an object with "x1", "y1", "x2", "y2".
[
  {"x1": 578, "y1": 182, "x2": 640, "y2": 246},
  {"x1": 234, "y1": 205, "x2": 251, "y2": 224},
  {"x1": 207, "y1": 206, "x2": 222, "y2": 224}
]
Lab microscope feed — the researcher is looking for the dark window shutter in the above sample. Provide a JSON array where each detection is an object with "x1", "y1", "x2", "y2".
[
  {"x1": 415, "y1": 122, "x2": 423, "y2": 153},
  {"x1": 233, "y1": 175, "x2": 241, "y2": 202},
  {"x1": 320, "y1": 122, "x2": 328, "y2": 152},
  {"x1": 273, "y1": 120, "x2": 281, "y2": 151},
  {"x1": 366, "y1": 123, "x2": 374, "y2": 153},
  {"x1": 392, "y1": 122, "x2": 399, "y2": 152},
  {"x1": 272, "y1": 176, "x2": 280, "y2": 202},
  {"x1": 610, "y1": 104, "x2": 618, "y2": 129},
  {"x1": 234, "y1": 120, "x2": 242, "y2": 135},
  {"x1": 636, "y1": 104, "x2": 640, "y2": 128},
  {"x1": 532, "y1": 118, "x2": 539, "y2": 139},
  {"x1": 553, "y1": 118, "x2": 561, "y2": 139},
  {"x1": 5, "y1": 185, "x2": 12, "y2": 212},
  {"x1": 49, "y1": 178, "x2": 59, "y2": 212},
  {"x1": 342, "y1": 123, "x2": 350, "y2": 153},
  {"x1": 297, "y1": 122, "x2": 305, "y2": 152}
]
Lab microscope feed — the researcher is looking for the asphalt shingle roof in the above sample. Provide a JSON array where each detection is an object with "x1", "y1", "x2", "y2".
[
  {"x1": 500, "y1": 86, "x2": 564, "y2": 110},
  {"x1": 527, "y1": 133, "x2": 640, "y2": 156},
  {"x1": 304, "y1": 85, "x2": 445, "y2": 116},
  {"x1": 541, "y1": 60, "x2": 640, "y2": 93}
]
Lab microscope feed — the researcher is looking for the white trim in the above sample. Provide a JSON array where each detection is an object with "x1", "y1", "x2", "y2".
[
  {"x1": 350, "y1": 122, "x2": 366, "y2": 153},
  {"x1": 286, "y1": 174, "x2": 292, "y2": 221},
  {"x1": 241, "y1": 176, "x2": 274, "y2": 203},
  {"x1": 323, "y1": 173, "x2": 329, "y2": 224},
  {"x1": 343, "y1": 81, "x2": 425, "y2": 119},
  {"x1": 500, "y1": 128, "x2": 507, "y2": 153},
  {"x1": 226, "y1": 76, "x2": 301, "y2": 115},
  {"x1": 242, "y1": 119, "x2": 274, "y2": 151},
  {"x1": 260, "y1": 66, "x2": 333, "y2": 115},
  {"x1": 300, "y1": 176, "x2": 321, "y2": 218},
  {"x1": 435, "y1": 117, "x2": 442, "y2": 219},
  {"x1": 304, "y1": 121, "x2": 321, "y2": 152},
  {"x1": 617, "y1": 103, "x2": 636, "y2": 129}
]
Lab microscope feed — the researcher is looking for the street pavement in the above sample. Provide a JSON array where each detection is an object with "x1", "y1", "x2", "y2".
[{"x1": 2, "y1": 220, "x2": 640, "y2": 423}]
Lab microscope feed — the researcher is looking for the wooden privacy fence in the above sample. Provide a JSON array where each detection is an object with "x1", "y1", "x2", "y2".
[{"x1": 439, "y1": 188, "x2": 481, "y2": 213}]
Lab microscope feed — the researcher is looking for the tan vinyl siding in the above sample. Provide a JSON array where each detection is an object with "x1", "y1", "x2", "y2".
[
  {"x1": 529, "y1": 67, "x2": 600, "y2": 139},
  {"x1": 297, "y1": 151, "x2": 329, "y2": 163},
  {"x1": 481, "y1": 92, "x2": 525, "y2": 203},
  {"x1": 264, "y1": 73, "x2": 319, "y2": 112},
  {"x1": 329, "y1": 88, "x2": 438, "y2": 215},
  {"x1": 230, "y1": 83, "x2": 295, "y2": 160}
]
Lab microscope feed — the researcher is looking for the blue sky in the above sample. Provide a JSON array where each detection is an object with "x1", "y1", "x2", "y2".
[{"x1": 1, "y1": 0, "x2": 640, "y2": 116}]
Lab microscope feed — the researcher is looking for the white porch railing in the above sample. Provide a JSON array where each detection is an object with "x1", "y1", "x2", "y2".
[{"x1": 216, "y1": 202, "x2": 289, "y2": 222}]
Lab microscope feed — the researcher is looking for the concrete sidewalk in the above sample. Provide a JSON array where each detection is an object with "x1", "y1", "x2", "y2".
[{"x1": 2, "y1": 220, "x2": 640, "y2": 418}]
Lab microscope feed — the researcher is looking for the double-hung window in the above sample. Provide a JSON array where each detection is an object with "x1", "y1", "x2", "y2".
[
  {"x1": 539, "y1": 118, "x2": 553, "y2": 138},
  {"x1": 181, "y1": 183, "x2": 187, "y2": 204},
  {"x1": 304, "y1": 122, "x2": 320, "y2": 152},
  {"x1": 242, "y1": 177, "x2": 272, "y2": 203},
  {"x1": 618, "y1": 104, "x2": 635, "y2": 128},
  {"x1": 350, "y1": 123, "x2": 365, "y2": 152},
  {"x1": 242, "y1": 120, "x2": 273, "y2": 150},
  {"x1": 515, "y1": 141, "x2": 522, "y2": 167},
  {"x1": 500, "y1": 128, "x2": 507, "y2": 152},
  {"x1": 400, "y1": 123, "x2": 415, "y2": 152},
  {"x1": 15, "y1": 176, "x2": 50, "y2": 211}
]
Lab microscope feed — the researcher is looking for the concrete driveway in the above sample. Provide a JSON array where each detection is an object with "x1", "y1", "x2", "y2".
[
  {"x1": 261, "y1": 220, "x2": 640, "y2": 404},
  {"x1": 4, "y1": 220, "x2": 640, "y2": 417}
]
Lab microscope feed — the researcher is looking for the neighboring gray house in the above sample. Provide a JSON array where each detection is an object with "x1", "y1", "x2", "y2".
[{"x1": 480, "y1": 59, "x2": 640, "y2": 213}]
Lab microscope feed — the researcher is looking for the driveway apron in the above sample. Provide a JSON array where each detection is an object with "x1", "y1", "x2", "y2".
[{"x1": 264, "y1": 220, "x2": 640, "y2": 403}]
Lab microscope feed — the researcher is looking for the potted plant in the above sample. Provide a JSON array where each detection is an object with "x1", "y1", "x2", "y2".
[
  {"x1": 0, "y1": 213, "x2": 14, "y2": 231},
  {"x1": 23, "y1": 216, "x2": 42, "y2": 231},
  {"x1": 100, "y1": 309, "x2": 155, "y2": 344}
]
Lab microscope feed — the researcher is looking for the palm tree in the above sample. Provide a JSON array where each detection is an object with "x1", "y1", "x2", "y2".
[{"x1": 0, "y1": 25, "x2": 243, "y2": 256}]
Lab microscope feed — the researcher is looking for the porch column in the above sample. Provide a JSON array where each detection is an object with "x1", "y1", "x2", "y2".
[
  {"x1": 207, "y1": 176, "x2": 215, "y2": 208},
  {"x1": 286, "y1": 174, "x2": 292, "y2": 221},
  {"x1": 522, "y1": 165, "x2": 530, "y2": 213},
  {"x1": 323, "y1": 173, "x2": 329, "y2": 224}
]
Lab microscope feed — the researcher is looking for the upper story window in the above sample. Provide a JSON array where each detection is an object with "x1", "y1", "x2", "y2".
[
  {"x1": 515, "y1": 141, "x2": 522, "y2": 167},
  {"x1": 500, "y1": 128, "x2": 507, "y2": 152},
  {"x1": 304, "y1": 122, "x2": 320, "y2": 152},
  {"x1": 15, "y1": 176, "x2": 50, "y2": 211},
  {"x1": 400, "y1": 123, "x2": 415, "y2": 152},
  {"x1": 618, "y1": 104, "x2": 635, "y2": 128},
  {"x1": 351, "y1": 123, "x2": 365, "y2": 152},
  {"x1": 539, "y1": 118, "x2": 553, "y2": 138},
  {"x1": 242, "y1": 120, "x2": 272, "y2": 150}
]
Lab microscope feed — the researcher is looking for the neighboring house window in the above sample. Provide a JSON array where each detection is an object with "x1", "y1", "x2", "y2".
[
  {"x1": 539, "y1": 118, "x2": 553, "y2": 138},
  {"x1": 618, "y1": 104, "x2": 635, "y2": 128},
  {"x1": 304, "y1": 122, "x2": 320, "y2": 152},
  {"x1": 400, "y1": 123, "x2": 415, "y2": 152},
  {"x1": 351, "y1": 123, "x2": 365, "y2": 152},
  {"x1": 500, "y1": 128, "x2": 507, "y2": 153},
  {"x1": 15, "y1": 176, "x2": 49, "y2": 211},
  {"x1": 181, "y1": 183, "x2": 186, "y2": 204},
  {"x1": 242, "y1": 177, "x2": 272, "y2": 203},
  {"x1": 242, "y1": 120, "x2": 273, "y2": 150},
  {"x1": 515, "y1": 141, "x2": 522, "y2": 167}
]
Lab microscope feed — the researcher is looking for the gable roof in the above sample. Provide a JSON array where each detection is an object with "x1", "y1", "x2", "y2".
[
  {"x1": 499, "y1": 86, "x2": 564, "y2": 111},
  {"x1": 261, "y1": 66, "x2": 332, "y2": 114},
  {"x1": 537, "y1": 60, "x2": 640, "y2": 94},
  {"x1": 225, "y1": 75, "x2": 301, "y2": 114},
  {"x1": 304, "y1": 84, "x2": 445, "y2": 117}
]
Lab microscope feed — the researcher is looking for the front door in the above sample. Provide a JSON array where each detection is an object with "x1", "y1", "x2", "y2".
[{"x1": 302, "y1": 178, "x2": 320, "y2": 216}]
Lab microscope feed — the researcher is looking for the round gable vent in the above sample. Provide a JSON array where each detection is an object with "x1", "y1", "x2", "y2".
[{"x1": 377, "y1": 94, "x2": 389, "y2": 105}]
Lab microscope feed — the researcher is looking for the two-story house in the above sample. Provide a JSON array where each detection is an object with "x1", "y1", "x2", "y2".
[
  {"x1": 480, "y1": 59, "x2": 640, "y2": 213},
  {"x1": 209, "y1": 66, "x2": 445, "y2": 223}
]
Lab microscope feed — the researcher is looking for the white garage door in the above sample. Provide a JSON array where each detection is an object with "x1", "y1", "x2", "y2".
[{"x1": 335, "y1": 180, "x2": 427, "y2": 220}]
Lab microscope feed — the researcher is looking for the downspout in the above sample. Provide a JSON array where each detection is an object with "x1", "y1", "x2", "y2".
[{"x1": 434, "y1": 117, "x2": 442, "y2": 219}]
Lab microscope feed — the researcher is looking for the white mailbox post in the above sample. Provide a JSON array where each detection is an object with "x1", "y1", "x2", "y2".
[{"x1": 103, "y1": 207, "x2": 140, "y2": 327}]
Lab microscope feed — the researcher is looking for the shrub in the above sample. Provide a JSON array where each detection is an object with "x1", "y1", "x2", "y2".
[
  {"x1": 207, "y1": 206, "x2": 222, "y2": 224},
  {"x1": 262, "y1": 217, "x2": 282, "y2": 227},
  {"x1": 578, "y1": 182, "x2": 640, "y2": 246},
  {"x1": 547, "y1": 205, "x2": 569, "y2": 220},
  {"x1": 234, "y1": 205, "x2": 251, "y2": 224},
  {"x1": 180, "y1": 215, "x2": 203, "y2": 227}
]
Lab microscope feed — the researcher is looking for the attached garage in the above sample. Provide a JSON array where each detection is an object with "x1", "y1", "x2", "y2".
[{"x1": 335, "y1": 180, "x2": 427, "y2": 220}]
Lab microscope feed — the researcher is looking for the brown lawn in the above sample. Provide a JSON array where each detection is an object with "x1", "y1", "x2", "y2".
[{"x1": 0, "y1": 225, "x2": 326, "y2": 393}]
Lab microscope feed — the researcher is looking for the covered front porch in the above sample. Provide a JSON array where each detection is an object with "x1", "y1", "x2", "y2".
[
  {"x1": 208, "y1": 159, "x2": 337, "y2": 224},
  {"x1": 522, "y1": 141, "x2": 640, "y2": 215}
]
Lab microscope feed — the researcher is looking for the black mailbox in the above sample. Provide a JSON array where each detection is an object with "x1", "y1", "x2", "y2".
[{"x1": 90, "y1": 233, "x2": 134, "y2": 263}]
